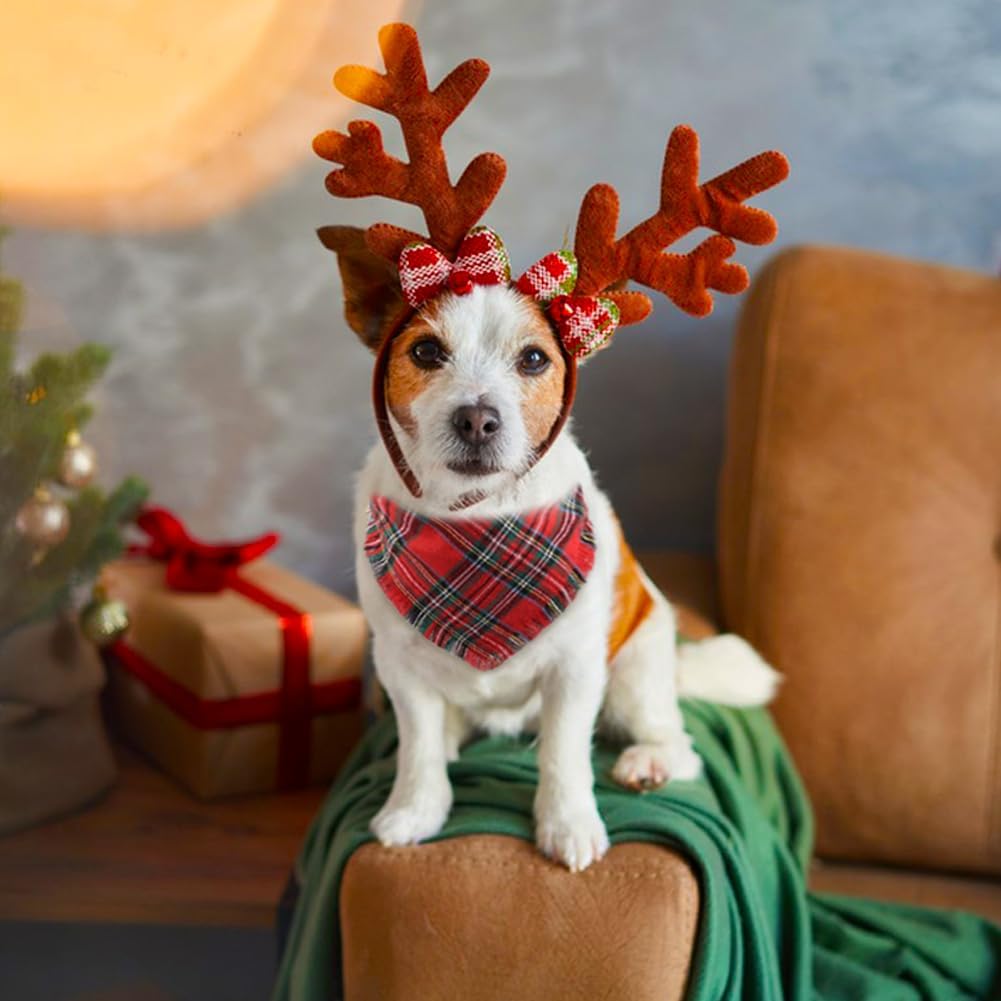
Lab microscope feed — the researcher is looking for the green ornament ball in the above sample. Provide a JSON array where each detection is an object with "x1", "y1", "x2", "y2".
[{"x1": 80, "y1": 595, "x2": 130, "y2": 647}]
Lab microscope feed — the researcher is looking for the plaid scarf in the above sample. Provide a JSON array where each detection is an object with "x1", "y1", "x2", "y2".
[{"x1": 365, "y1": 487, "x2": 596, "y2": 671}]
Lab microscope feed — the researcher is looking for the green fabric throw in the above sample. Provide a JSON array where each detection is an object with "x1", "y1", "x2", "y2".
[{"x1": 272, "y1": 701, "x2": 1000, "y2": 1001}]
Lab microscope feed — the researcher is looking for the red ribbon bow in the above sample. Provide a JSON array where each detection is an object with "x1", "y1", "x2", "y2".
[{"x1": 133, "y1": 507, "x2": 279, "y2": 593}]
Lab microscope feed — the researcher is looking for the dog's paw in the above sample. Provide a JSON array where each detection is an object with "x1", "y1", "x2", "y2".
[
  {"x1": 612, "y1": 741, "x2": 703, "y2": 791},
  {"x1": 371, "y1": 789, "x2": 452, "y2": 846},
  {"x1": 612, "y1": 743, "x2": 671, "y2": 791},
  {"x1": 535, "y1": 800, "x2": 609, "y2": 872},
  {"x1": 669, "y1": 742, "x2": 703, "y2": 782}
]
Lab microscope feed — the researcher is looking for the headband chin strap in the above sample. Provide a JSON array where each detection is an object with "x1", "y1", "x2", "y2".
[{"x1": 371, "y1": 306, "x2": 578, "y2": 513}]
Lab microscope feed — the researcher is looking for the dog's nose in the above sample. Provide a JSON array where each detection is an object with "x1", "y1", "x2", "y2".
[{"x1": 452, "y1": 404, "x2": 502, "y2": 446}]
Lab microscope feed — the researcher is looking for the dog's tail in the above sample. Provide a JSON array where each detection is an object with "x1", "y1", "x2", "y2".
[{"x1": 675, "y1": 634, "x2": 781, "y2": 707}]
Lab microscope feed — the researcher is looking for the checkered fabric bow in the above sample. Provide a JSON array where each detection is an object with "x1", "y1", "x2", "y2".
[
  {"x1": 399, "y1": 226, "x2": 512, "y2": 307},
  {"x1": 516, "y1": 252, "x2": 620, "y2": 359},
  {"x1": 398, "y1": 226, "x2": 620, "y2": 360}
]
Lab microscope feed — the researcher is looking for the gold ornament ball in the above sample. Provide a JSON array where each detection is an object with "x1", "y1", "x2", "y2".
[
  {"x1": 80, "y1": 597, "x2": 131, "y2": 647},
  {"x1": 15, "y1": 490, "x2": 70, "y2": 547},
  {"x1": 60, "y1": 437, "x2": 98, "y2": 488}
]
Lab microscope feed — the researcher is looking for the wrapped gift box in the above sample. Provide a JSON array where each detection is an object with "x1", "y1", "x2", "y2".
[{"x1": 103, "y1": 549, "x2": 367, "y2": 799}]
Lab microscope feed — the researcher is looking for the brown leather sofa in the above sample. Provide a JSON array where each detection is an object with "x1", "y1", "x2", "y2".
[
  {"x1": 720, "y1": 245, "x2": 1001, "y2": 913},
  {"x1": 337, "y1": 246, "x2": 1001, "y2": 1000}
]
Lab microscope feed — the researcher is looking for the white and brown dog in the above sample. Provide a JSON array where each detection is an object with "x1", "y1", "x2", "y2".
[{"x1": 317, "y1": 24, "x2": 788, "y2": 871}]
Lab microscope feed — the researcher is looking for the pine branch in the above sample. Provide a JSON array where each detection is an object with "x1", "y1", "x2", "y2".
[
  {"x1": 0, "y1": 477, "x2": 149, "y2": 634},
  {"x1": 0, "y1": 346, "x2": 111, "y2": 526},
  {"x1": 0, "y1": 275, "x2": 21, "y2": 379},
  {"x1": 0, "y1": 231, "x2": 149, "y2": 636},
  {"x1": 102, "y1": 476, "x2": 148, "y2": 524}
]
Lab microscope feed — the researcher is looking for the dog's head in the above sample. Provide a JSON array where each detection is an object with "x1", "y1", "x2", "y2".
[
  {"x1": 322, "y1": 226, "x2": 570, "y2": 501},
  {"x1": 383, "y1": 287, "x2": 568, "y2": 485},
  {"x1": 315, "y1": 26, "x2": 788, "y2": 501}
]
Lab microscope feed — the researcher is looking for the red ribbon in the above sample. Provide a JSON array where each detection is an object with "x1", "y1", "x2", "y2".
[
  {"x1": 118, "y1": 506, "x2": 344, "y2": 791},
  {"x1": 132, "y1": 506, "x2": 280, "y2": 592},
  {"x1": 111, "y1": 642, "x2": 360, "y2": 730}
]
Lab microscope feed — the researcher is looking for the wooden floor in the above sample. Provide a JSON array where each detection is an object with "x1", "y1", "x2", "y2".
[{"x1": 0, "y1": 746, "x2": 327, "y2": 927}]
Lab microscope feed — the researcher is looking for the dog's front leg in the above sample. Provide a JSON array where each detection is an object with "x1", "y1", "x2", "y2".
[
  {"x1": 534, "y1": 657, "x2": 609, "y2": 871},
  {"x1": 371, "y1": 671, "x2": 453, "y2": 846}
]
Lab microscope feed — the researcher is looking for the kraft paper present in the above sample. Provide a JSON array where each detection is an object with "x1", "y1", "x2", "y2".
[{"x1": 104, "y1": 559, "x2": 367, "y2": 799}]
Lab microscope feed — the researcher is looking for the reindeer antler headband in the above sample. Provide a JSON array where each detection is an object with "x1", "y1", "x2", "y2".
[{"x1": 315, "y1": 24, "x2": 789, "y2": 497}]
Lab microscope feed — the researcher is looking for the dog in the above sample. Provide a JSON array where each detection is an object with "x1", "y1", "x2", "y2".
[
  {"x1": 317, "y1": 23, "x2": 787, "y2": 871},
  {"x1": 350, "y1": 281, "x2": 779, "y2": 871}
]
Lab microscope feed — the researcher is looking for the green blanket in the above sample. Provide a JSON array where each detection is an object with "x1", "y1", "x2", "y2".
[{"x1": 273, "y1": 702, "x2": 1000, "y2": 1000}]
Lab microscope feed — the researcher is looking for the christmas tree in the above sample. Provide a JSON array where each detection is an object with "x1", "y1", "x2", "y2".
[{"x1": 0, "y1": 227, "x2": 147, "y2": 637}]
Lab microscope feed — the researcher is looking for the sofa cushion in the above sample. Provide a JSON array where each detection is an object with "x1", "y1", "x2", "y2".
[
  {"x1": 719, "y1": 245, "x2": 1001, "y2": 875},
  {"x1": 810, "y1": 860, "x2": 1001, "y2": 924}
]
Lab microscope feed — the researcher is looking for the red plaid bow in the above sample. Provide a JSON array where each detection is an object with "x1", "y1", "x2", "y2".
[
  {"x1": 546, "y1": 293, "x2": 620, "y2": 358},
  {"x1": 365, "y1": 487, "x2": 595, "y2": 670},
  {"x1": 399, "y1": 226, "x2": 511, "y2": 308},
  {"x1": 516, "y1": 250, "x2": 620, "y2": 359}
]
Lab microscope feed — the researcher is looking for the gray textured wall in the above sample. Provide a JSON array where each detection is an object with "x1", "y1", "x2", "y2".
[{"x1": 9, "y1": 0, "x2": 1000, "y2": 596}]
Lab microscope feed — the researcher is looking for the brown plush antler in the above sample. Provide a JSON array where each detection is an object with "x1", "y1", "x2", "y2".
[
  {"x1": 314, "y1": 23, "x2": 507, "y2": 261},
  {"x1": 575, "y1": 125, "x2": 789, "y2": 322}
]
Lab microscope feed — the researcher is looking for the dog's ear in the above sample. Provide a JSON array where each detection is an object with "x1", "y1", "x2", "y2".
[{"x1": 318, "y1": 225, "x2": 407, "y2": 353}]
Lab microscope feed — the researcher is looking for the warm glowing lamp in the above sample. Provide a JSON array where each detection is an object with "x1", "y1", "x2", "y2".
[{"x1": 0, "y1": 0, "x2": 408, "y2": 230}]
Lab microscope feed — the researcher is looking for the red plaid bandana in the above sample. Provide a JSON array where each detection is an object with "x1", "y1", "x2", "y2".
[{"x1": 365, "y1": 487, "x2": 596, "y2": 671}]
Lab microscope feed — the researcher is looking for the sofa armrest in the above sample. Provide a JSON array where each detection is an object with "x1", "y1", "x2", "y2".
[{"x1": 341, "y1": 836, "x2": 699, "y2": 1001}]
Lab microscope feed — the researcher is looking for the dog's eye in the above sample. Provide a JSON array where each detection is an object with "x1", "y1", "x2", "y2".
[
  {"x1": 518, "y1": 346, "x2": 550, "y2": 376},
  {"x1": 410, "y1": 338, "x2": 446, "y2": 370}
]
